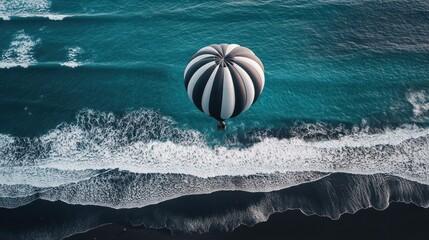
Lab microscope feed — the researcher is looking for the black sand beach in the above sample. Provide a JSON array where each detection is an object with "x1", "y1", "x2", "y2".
[
  {"x1": 65, "y1": 203, "x2": 429, "y2": 240},
  {"x1": 1, "y1": 200, "x2": 429, "y2": 240},
  {"x1": 1, "y1": 173, "x2": 429, "y2": 240}
]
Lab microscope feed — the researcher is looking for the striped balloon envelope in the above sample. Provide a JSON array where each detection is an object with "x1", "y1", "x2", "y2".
[{"x1": 184, "y1": 44, "x2": 265, "y2": 129}]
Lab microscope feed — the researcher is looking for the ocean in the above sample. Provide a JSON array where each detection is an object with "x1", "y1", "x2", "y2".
[{"x1": 0, "y1": 0, "x2": 429, "y2": 239}]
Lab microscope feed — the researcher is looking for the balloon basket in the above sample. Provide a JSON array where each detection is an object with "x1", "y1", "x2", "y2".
[{"x1": 216, "y1": 121, "x2": 227, "y2": 131}]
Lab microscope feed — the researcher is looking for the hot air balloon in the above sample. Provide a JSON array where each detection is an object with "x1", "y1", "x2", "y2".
[{"x1": 184, "y1": 44, "x2": 265, "y2": 130}]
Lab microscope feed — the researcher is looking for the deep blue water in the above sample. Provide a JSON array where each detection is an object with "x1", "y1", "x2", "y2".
[{"x1": 1, "y1": 0, "x2": 429, "y2": 239}]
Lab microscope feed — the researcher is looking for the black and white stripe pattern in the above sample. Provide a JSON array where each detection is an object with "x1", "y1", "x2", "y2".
[{"x1": 184, "y1": 44, "x2": 265, "y2": 121}]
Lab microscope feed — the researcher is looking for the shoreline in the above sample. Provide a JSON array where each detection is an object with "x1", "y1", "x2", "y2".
[
  {"x1": 1, "y1": 172, "x2": 429, "y2": 239},
  {"x1": 65, "y1": 203, "x2": 429, "y2": 240}
]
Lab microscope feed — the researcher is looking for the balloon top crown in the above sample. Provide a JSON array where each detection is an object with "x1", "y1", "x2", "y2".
[
  {"x1": 215, "y1": 54, "x2": 234, "y2": 67},
  {"x1": 211, "y1": 44, "x2": 236, "y2": 67},
  {"x1": 190, "y1": 44, "x2": 263, "y2": 69}
]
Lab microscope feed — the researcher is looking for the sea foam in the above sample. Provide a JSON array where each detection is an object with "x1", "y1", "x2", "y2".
[
  {"x1": 0, "y1": 0, "x2": 70, "y2": 21},
  {"x1": 0, "y1": 30, "x2": 39, "y2": 69},
  {"x1": 0, "y1": 0, "x2": 50, "y2": 18},
  {"x1": 0, "y1": 109, "x2": 428, "y2": 208},
  {"x1": 407, "y1": 90, "x2": 429, "y2": 118},
  {"x1": 60, "y1": 47, "x2": 84, "y2": 68}
]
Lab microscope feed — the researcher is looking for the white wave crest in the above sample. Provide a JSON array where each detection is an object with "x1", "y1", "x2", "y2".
[
  {"x1": 3, "y1": 13, "x2": 70, "y2": 20},
  {"x1": 0, "y1": 109, "x2": 429, "y2": 208},
  {"x1": 46, "y1": 14, "x2": 68, "y2": 20},
  {"x1": 0, "y1": 0, "x2": 70, "y2": 21},
  {"x1": 0, "y1": 30, "x2": 39, "y2": 68},
  {"x1": 1, "y1": 109, "x2": 429, "y2": 179},
  {"x1": 407, "y1": 90, "x2": 429, "y2": 118},
  {"x1": 60, "y1": 47, "x2": 84, "y2": 68},
  {"x1": 0, "y1": 0, "x2": 50, "y2": 17}
]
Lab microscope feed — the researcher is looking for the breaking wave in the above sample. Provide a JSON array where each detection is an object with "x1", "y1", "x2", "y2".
[
  {"x1": 0, "y1": 0, "x2": 51, "y2": 20},
  {"x1": 60, "y1": 47, "x2": 84, "y2": 68},
  {"x1": 0, "y1": 0, "x2": 50, "y2": 13},
  {"x1": 0, "y1": 109, "x2": 429, "y2": 209},
  {"x1": 0, "y1": 30, "x2": 39, "y2": 69},
  {"x1": 1, "y1": 13, "x2": 70, "y2": 20},
  {"x1": 407, "y1": 90, "x2": 429, "y2": 118}
]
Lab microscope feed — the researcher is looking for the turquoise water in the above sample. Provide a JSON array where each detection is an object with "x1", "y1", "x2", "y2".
[{"x1": 1, "y1": 0, "x2": 428, "y2": 138}]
